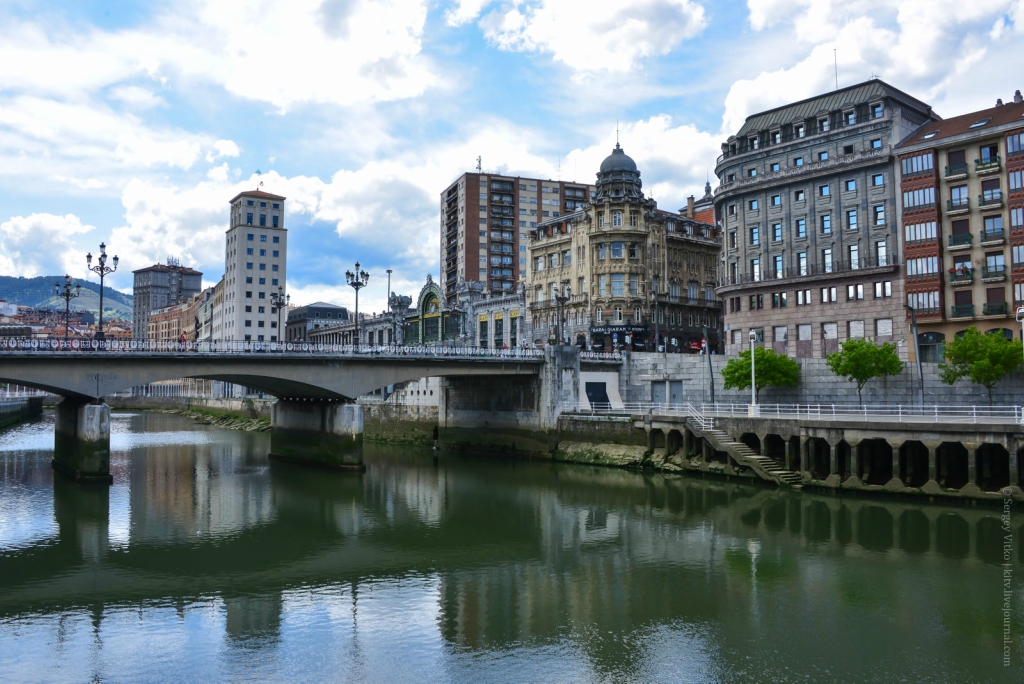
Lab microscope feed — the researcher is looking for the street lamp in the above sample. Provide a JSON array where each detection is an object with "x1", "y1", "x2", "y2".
[
  {"x1": 85, "y1": 242, "x2": 118, "y2": 341},
  {"x1": 270, "y1": 287, "x2": 289, "y2": 343},
  {"x1": 386, "y1": 268, "x2": 395, "y2": 346},
  {"x1": 345, "y1": 262, "x2": 369, "y2": 350},
  {"x1": 54, "y1": 275, "x2": 81, "y2": 343},
  {"x1": 907, "y1": 304, "x2": 926, "y2": 407},
  {"x1": 554, "y1": 281, "x2": 571, "y2": 346},
  {"x1": 749, "y1": 329, "x2": 759, "y2": 416},
  {"x1": 652, "y1": 274, "x2": 661, "y2": 352}
]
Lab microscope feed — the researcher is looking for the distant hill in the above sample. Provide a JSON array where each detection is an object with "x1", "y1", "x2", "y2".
[{"x1": 0, "y1": 275, "x2": 133, "y2": 320}]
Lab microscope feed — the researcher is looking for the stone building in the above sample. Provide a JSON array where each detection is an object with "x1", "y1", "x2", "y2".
[
  {"x1": 284, "y1": 302, "x2": 349, "y2": 342},
  {"x1": 131, "y1": 260, "x2": 202, "y2": 341},
  {"x1": 526, "y1": 144, "x2": 722, "y2": 351},
  {"x1": 895, "y1": 92, "x2": 1024, "y2": 361},
  {"x1": 715, "y1": 79, "x2": 938, "y2": 358}
]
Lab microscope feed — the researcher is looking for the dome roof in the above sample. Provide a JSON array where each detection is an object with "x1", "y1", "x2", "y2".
[{"x1": 599, "y1": 143, "x2": 637, "y2": 173}]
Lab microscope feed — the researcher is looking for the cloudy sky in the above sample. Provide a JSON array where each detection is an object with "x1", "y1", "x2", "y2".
[{"x1": 1, "y1": 0, "x2": 1022, "y2": 314}]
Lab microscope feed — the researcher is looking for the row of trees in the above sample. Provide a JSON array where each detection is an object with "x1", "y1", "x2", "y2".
[{"x1": 719, "y1": 326, "x2": 1022, "y2": 405}]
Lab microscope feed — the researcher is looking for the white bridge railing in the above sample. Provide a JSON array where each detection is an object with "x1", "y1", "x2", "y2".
[
  {"x1": 0, "y1": 338, "x2": 545, "y2": 360},
  {"x1": 560, "y1": 402, "x2": 714, "y2": 429}
]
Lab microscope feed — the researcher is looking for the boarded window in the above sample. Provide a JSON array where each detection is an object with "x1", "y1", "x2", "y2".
[
  {"x1": 876, "y1": 319, "x2": 893, "y2": 336},
  {"x1": 848, "y1": 320, "x2": 865, "y2": 338}
]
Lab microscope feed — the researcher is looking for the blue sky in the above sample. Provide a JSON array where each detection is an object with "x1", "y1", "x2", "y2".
[{"x1": 1, "y1": 0, "x2": 1022, "y2": 314}]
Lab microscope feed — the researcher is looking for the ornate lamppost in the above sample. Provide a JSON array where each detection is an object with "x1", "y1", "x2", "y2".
[
  {"x1": 345, "y1": 262, "x2": 369, "y2": 350},
  {"x1": 270, "y1": 287, "x2": 289, "y2": 342},
  {"x1": 54, "y1": 275, "x2": 81, "y2": 343},
  {"x1": 86, "y1": 242, "x2": 118, "y2": 340},
  {"x1": 554, "y1": 281, "x2": 571, "y2": 346},
  {"x1": 386, "y1": 268, "x2": 394, "y2": 345}
]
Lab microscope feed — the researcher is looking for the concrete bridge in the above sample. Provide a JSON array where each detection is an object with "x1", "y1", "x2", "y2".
[{"x1": 0, "y1": 346, "x2": 584, "y2": 481}]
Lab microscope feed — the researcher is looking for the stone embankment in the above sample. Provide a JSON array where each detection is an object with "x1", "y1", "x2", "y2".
[
  {"x1": 158, "y1": 408, "x2": 270, "y2": 432},
  {"x1": 0, "y1": 396, "x2": 44, "y2": 429}
]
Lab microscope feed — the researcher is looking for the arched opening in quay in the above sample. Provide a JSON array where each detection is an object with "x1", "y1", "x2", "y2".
[
  {"x1": 836, "y1": 440, "x2": 852, "y2": 481},
  {"x1": 936, "y1": 443, "x2": 969, "y2": 489},
  {"x1": 763, "y1": 434, "x2": 786, "y2": 466},
  {"x1": 899, "y1": 441, "x2": 930, "y2": 488},
  {"x1": 809, "y1": 438, "x2": 830, "y2": 479},
  {"x1": 740, "y1": 432, "x2": 761, "y2": 454},
  {"x1": 787, "y1": 436, "x2": 801, "y2": 471},
  {"x1": 650, "y1": 429, "x2": 666, "y2": 452},
  {"x1": 858, "y1": 439, "x2": 894, "y2": 486},
  {"x1": 666, "y1": 429, "x2": 683, "y2": 456},
  {"x1": 976, "y1": 443, "x2": 1010, "y2": 492}
]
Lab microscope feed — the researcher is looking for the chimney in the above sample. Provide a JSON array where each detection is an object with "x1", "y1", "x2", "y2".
[
  {"x1": 1015, "y1": 89, "x2": 1023, "y2": 104},
  {"x1": 996, "y1": 98, "x2": 1003, "y2": 106},
  {"x1": 687, "y1": 195, "x2": 695, "y2": 218}
]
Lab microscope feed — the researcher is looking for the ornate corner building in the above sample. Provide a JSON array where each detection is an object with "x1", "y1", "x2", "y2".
[
  {"x1": 525, "y1": 144, "x2": 722, "y2": 351},
  {"x1": 715, "y1": 80, "x2": 938, "y2": 358},
  {"x1": 894, "y1": 93, "x2": 1024, "y2": 361}
]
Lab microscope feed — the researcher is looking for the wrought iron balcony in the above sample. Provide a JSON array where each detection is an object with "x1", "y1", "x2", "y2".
[
  {"x1": 982, "y1": 264, "x2": 1007, "y2": 281},
  {"x1": 946, "y1": 197, "x2": 970, "y2": 214},
  {"x1": 951, "y1": 304, "x2": 974, "y2": 318},
  {"x1": 947, "y1": 232, "x2": 972, "y2": 248},
  {"x1": 979, "y1": 190, "x2": 1003, "y2": 207},
  {"x1": 975, "y1": 156, "x2": 1001, "y2": 173},
  {"x1": 948, "y1": 268, "x2": 973, "y2": 284},
  {"x1": 944, "y1": 162, "x2": 968, "y2": 179},
  {"x1": 980, "y1": 228, "x2": 1005, "y2": 244},
  {"x1": 983, "y1": 302, "x2": 1008, "y2": 316}
]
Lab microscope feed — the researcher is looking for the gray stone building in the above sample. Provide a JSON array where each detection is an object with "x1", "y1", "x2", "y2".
[
  {"x1": 714, "y1": 80, "x2": 939, "y2": 358},
  {"x1": 285, "y1": 302, "x2": 349, "y2": 342},
  {"x1": 131, "y1": 260, "x2": 202, "y2": 340}
]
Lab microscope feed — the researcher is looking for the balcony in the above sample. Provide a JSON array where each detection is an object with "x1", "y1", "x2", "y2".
[
  {"x1": 946, "y1": 197, "x2": 970, "y2": 215},
  {"x1": 983, "y1": 302, "x2": 1009, "y2": 316},
  {"x1": 975, "y1": 156, "x2": 1001, "y2": 174},
  {"x1": 980, "y1": 228, "x2": 1005, "y2": 245},
  {"x1": 947, "y1": 232, "x2": 972, "y2": 251},
  {"x1": 717, "y1": 255, "x2": 898, "y2": 287},
  {"x1": 951, "y1": 304, "x2": 974, "y2": 318},
  {"x1": 982, "y1": 264, "x2": 1007, "y2": 282},
  {"x1": 978, "y1": 190, "x2": 1003, "y2": 209},
  {"x1": 948, "y1": 268, "x2": 973, "y2": 286},
  {"x1": 944, "y1": 162, "x2": 968, "y2": 180}
]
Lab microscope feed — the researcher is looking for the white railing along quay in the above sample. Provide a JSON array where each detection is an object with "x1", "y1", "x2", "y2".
[
  {"x1": 702, "y1": 403, "x2": 1024, "y2": 425},
  {"x1": 559, "y1": 402, "x2": 714, "y2": 429},
  {"x1": 0, "y1": 338, "x2": 546, "y2": 360}
]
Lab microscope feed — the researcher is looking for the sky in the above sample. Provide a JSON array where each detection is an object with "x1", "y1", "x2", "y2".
[{"x1": 1, "y1": 0, "x2": 1022, "y2": 315}]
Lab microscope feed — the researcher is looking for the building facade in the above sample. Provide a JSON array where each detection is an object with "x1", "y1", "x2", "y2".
[
  {"x1": 714, "y1": 79, "x2": 938, "y2": 358},
  {"x1": 526, "y1": 145, "x2": 722, "y2": 351},
  {"x1": 284, "y1": 302, "x2": 349, "y2": 342},
  {"x1": 441, "y1": 172, "x2": 596, "y2": 300},
  {"x1": 131, "y1": 261, "x2": 202, "y2": 340},
  {"x1": 223, "y1": 190, "x2": 288, "y2": 342},
  {"x1": 895, "y1": 92, "x2": 1024, "y2": 361}
]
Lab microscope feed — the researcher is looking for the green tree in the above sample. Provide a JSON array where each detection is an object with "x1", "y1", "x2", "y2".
[
  {"x1": 825, "y1": 338, "x2": 904, "y2": 404},
  {"x1": 939, "y1": 326, "x2": 1023, "y2": 406},
  {"x1": 721, "y1": 346, "x2": 800, "y2": 402}
]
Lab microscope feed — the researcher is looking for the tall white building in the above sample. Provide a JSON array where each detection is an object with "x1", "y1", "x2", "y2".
[{"x1": 223, "y1": 190, "x2": 288, "y2": 341}]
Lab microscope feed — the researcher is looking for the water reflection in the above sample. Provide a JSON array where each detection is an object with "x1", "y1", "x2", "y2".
[{"x1": 0, "y1": 412, "x2": 1021, "y2": 682}]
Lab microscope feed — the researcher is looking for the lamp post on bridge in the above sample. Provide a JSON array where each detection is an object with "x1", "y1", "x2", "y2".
[
  {"x1": 271, "y1": 287, "x2": 289, "y2": 343},
  {"x1": 554, "y1": 280, "x2": 571, "y2": 346},
  {"x1": 54, "y1": 275, "x2": 81, "y2": 343},
  {"x1": 346, "y1": 262, "x2": 369, "y2": 350},
  {"x1": 749, "y1": 328, "x2": 759, "y2": 416},
  {"x1": 85, "y1": 242, "x2": 118, "y2": 341}
]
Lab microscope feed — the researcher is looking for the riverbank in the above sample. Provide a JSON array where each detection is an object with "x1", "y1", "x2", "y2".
[
  {"x1": 0, "y1": 397, "x2": 44, "y2": 430},
  {"x1": 153, "y1": 408, "x2": 270, "y2": 432}
]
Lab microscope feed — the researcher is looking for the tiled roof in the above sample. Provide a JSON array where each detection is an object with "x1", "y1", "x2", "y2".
[
  {"x1": 896, "y1": 99, "x2": 1024, "y2": 148},
  {"x1": 229, "y1": 189, "x2": 287, "y2": 203},
  {"x1": 734, "y1": 79, "x2": 934, "y2": 138},
  {"x1": 131, "y1": 264, "x2": 203, "y2": 275}
]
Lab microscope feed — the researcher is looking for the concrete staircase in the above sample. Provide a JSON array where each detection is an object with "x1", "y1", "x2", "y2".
[{"x1": 699, "y1": 426, "x2": 802, "y2": 487}]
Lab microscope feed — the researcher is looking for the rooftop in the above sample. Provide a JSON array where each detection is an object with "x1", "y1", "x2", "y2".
[
  {"x1": 229, "y1": 189, "x2": 287, "y2": 203},
  {"x1": 132, "y1": 263, "x2": 203, "y2": 275},
  {"x1": 897, "y1": 96, "x2": 1024, "y2": 148}
]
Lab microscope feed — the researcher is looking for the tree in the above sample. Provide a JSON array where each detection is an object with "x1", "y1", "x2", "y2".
[
  {"x1": 721, "y1": 346, "x2": 800, "y2": 402},
  {"x1": 939, "y1": 326, "x2": 1022, "y2": 406},
  {"x1": 826, "y1": 338, "x2": 904, "y2": 405}
]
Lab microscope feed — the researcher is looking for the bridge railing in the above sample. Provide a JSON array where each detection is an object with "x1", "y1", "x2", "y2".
[
  {"x1": 703, "y1": 402, "x2": 1024, "y2": 424},
  {"x1": 0, "y1": 338, "x2": 546, "y2": 360},
  {"x1": 559, "y1": 401, "x2": 714, "y2": 429}
]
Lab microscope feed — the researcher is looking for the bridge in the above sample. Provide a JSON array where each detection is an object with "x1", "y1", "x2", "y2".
[{"x1": 0, "y1": 344, "x2": 586, "y2": 482}]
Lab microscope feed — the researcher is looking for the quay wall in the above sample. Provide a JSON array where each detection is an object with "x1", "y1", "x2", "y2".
[
  {"x1": 106, "y1": 395, "x2": 274, "y2": 419},
  {"x1": 0, "y1": 397, "x2": 44, "y2": 429}
]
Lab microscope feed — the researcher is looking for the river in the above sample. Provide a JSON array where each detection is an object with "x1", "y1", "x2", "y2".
[{"x1": 0, "y1": 411, "x2": 1021, "y2": 682}]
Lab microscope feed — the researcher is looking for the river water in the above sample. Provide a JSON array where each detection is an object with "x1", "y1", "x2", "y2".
[{"x1": 0, "y1": 411, "x2": 1021, "y2": 682}]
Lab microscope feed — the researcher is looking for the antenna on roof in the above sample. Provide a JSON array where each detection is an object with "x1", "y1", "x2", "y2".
[
  {"x1": 616, "y1": 120, "x2": 619, "y2": 146},
  {"x1": 834, "y1": 49, "x2": 838, "y2": 90},
  {"x1": 476, "y1": 156, "x2": 482, "y2": 173},
  {"x1": 557, "y1": 157, "x2": 561, "y2": 180}
]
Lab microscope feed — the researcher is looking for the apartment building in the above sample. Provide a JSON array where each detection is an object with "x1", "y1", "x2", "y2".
[
  {"x1": 440, "y1": 172, "x2": 596, "y2": 300},
  {"x1": 715, "y1": 79, "x2": 938, "y2": 357},
  {"x1": 222, "y1": 190, "x2": 288, "y2": 341},
  {"x1": 895, "y1": 92, "x2": 1024, "y2": 361},
  {"x1": 526, "y1": 144, "x2": 721, "y2": 351},
  {"x1": 131, "y1": 260, "x2": 202, "y2": 340}
]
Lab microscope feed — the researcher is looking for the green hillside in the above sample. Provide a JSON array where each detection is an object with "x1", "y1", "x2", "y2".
[{"x1": 0, "y1": 275, "x2": 133, "y2": 320}]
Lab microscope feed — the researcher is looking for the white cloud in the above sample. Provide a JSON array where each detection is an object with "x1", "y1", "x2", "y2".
[
  {"x1": 0, "y1": 214, "x2": 95, "y2": 278},
  {"x1": 446, "y1": 0, "x2": 495, "y2": 26},
  {"x1": 108, "y1": 85, "x2": 167, "y2": 110},
  {"x1": 478, "y1": 0, "x2": 707, "y2": 74}
]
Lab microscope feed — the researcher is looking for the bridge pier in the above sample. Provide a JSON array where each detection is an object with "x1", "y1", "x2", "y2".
[
  {"x1": 52, "y1": 398, "x2": 112, "y2": 484},
  {"x1": 269, "y1": 400, "x2": 365, "y2": 471}
]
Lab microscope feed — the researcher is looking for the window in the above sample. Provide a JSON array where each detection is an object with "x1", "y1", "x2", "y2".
[
  {"x1": 771, "y1": 194, "x2": 781, "y2": 206},
  {"x1": 247, "y1": 247, "x2": 253, "y2": 255},
  {"x1": 845, "y1": 179, "x2": 856, "y2": 192},
  {"x1": 273, "y1": 236, "x2": 279, "y2": 243},
  {"x1": 629, "y1": 211, "x2": 639, "y2": 227},
  {"x1": 901, "y1": 153, "x2": 934, "y2": 176},
  {"x1": 629, "y1": 274, "x2": 638, "y2": 296},
  {"x1": 259, "y1": 214, "x2": 266, "y2": 227},
  {"x1": 772, "y1": 292, "x2": 788, "y2": 308},
  {"x1": 819, "y1": 184, "x2": 830, "y2": 197},
  {"x1": 771, "y1": 131, "x2": 781, "y2": 145},
  {"x1": 728, "y1": 204, "x2": 736, "y2": 216},
  {"x1": 244, "y1": 320, "x2": 252, "y2": 327},
  {"x1": 772, "y1": 223, "x2": 782, "y2": 241},
  {"x1": 794, "y1": 156, "x2": 804, "y2": 167},
  {"x1": 904, "y1": 221, "x2": 937, "y2": 243},
  {"x1": 848, "y1": 320, "x2": 865, "y2": 338},
  {"x1": 598, "y1": 213, "x2": 605, "y2": 227},
  {"x1": 612, "y1": 211, "x2": 623, "y2": 226},
  {"x1": 750, "y1": 258, "x2": 761, "y2": 281},
  {"x1": 750, "y1": 226, "x2": 760, "y2": 245},
  {"x1": 820, "y1": 214, "x2": 831, "y2": 234},
  {"x1": 845, "y1": 111, "x2": 856, "y2": 125},
  {"x1": 258, "y1": 277, "x2": 265, "y2": 285},
  {"x1": 797, "y1": 289, "x2": 811, "y2": 306},
  {"x1": 246, "y1": 200, "x2": 254, "y2": 206},
  {"x1": 797, "y1": 252, "x2": 807, "y2": 275},
  {"x1": 821, "y1": 286, "x2": 837, "y2": 303},
  {"x1": 272, "y1": 216, "x2": 280, "y2": 228},
  {"x1": 749, "y1": 199, "x2": 759, "y2": 210},
  {"x1": 798, "y1": 324, "x2": 812, "y2": 340},
  {"x1": 598, "y1": 274, "x2": 608, "y2": 297},
  {"x1": 818, "y1": 117, "x2": 829, "y2": 133},
  {"x1": 244, "y1": 305, "x2": 252, "y2": 313},
  {"x1": 795, "y1": 124, "x2": 805, "y2": 138},
  {"x1": 246, "y1": 213, "x2": 253, "y2": 225},
  {"x1": 259, "y1": 263, "x2": 266, "y2": 270},
  {"x1": 843, "y1": 145, "x2": 854, "y2": 155},
  {"x1": 260, "y1": 235, "x2": 266, "y2": 242},
  {"x1": 729, "y1": 231, "x2": 737, "y2": 249},
  {"x1": 272, "y1": 250, "x2": 279, "y2": 257},
  {"x1": 597, "y1": 244, "x2": 606, "y2": 259},
  {"x1": 563, "y1": 249, "x2": 572, "y2": 266},
  {"x1": 984, "y1": 215, "x2": 1004, "y2": 236},
  {"x1": 771, "y1": 162, "x2": 781, "y2": 172},
  {"x1": 246, "y1": 262, "x2": 253, "y2": 269},
  {"x1": 875, "y1": 281, "x2": 892, "y2": 298},
  {"x1": 870, "y1": 139, "x2": 882, "y2": 149},
  {"x1": 1012, "y1": 207, "x2": 1024, "y2": 230},
  {"x1": 245, "y1": 277, "x2": 253, "y2": 284},
  {"x1": 848, "y1": 244, "x2": 859, "y2": 268},
  {"x1": 872, "y1": 174, "x2": 884, "y2": 186},
  {"x1": 247, "y1": 233, "x2": 254, "y2": 241},
  {"x1": 610, "y1": 274, "x2": 625, "y2": 296},
  {"x1": 795, "y1": 218, "x2": 806, "y2": 239},
  {"x1": 245, "y1": 291, "x2": 252, "y2": 298},
  {"x1": 847, "y1": 209, "x2": 858, "y2": 231},
  {"x1": 611, "y1": 242, "x2": 624, "y2": 258},
  {"x1": 970, "y1": 118, "x2": 992, "y2": 129},
  {"x1": 818, "y1": 151, "x2": 829, "y2": 162},
  {"x1": 749, "y1": 136, "x2": 759, "y2": 150},
  {"x1": 847, "y1": 284, "x2": 864, "y2": 300},
  {"x1": 614, "y1": 306, "x2": 623, "y2": 322},
  {"x1": 872, "y1": 103, "x2": 883, "y2": 119},
  {"x1": 534, "y1": 256, "x2": 544, "y2": 271},
  {"x1": 749, "y1": 294, "x2": 764, "y2": 310},
  {"x1": 747, "y1": 168, "x2": 757, "y2": 178},
  {"x1": 873, "y1": 205, "x2": 885, "y2": 225},
  {"x1": 876, "y1": 319, "x2": 893, "y2": 337},
  {"x1": 1010, "y1": 169, "x2": 1023, "y2": 192},
  {"x1": 258, "y1": 306, "x2": 265, "y2": 314},
  {"x1": 902, "y1": 187, "x2": 935, "y2": 209},
  {"x1": 821, "y1": 247, "x2": 833, "y2": 272},
  {"x1": 907, "y1": 256, "x2": 938, "y2": 278},
  {"x1": 259, "y1": 249, "x2": 266, "y2": 256},
  {"x1": 794, "y1": 189, "x2": 805, "y2": 201},
  {"x1": 773, "y1": 254, "x2": 783, "y2": 276},
  {"x1": 907, "y1": 291, "x2": 939, "y2": 312}
]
